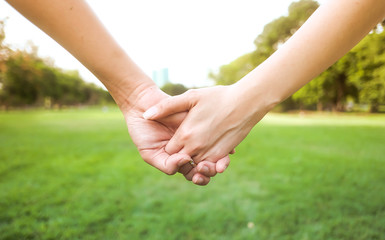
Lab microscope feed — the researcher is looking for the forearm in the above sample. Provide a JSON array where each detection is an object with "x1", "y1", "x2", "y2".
[
  {"x1": 6, "y1": 0, "x2": 155, "y2": 110},
  {"x1": 236, "y1": 0, "x2": 385, "y2": 112}
]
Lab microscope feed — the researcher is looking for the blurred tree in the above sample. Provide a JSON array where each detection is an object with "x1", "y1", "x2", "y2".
[
  {"x1": 293, "y1": 52, "x2": 358, "y2": 111},
  {"x1": 1, "y1": 48, "x2": 113, "y2": 108},
  {"x1": 0, "y1": 19, "x2": 12, "y2": 105},
  {"x1": 293, "y1": 22, "x2": 385, "y2": 112},
  {"x1": 0, "y1": 19, "x2": 11, "y2": 61},
  {"x1": 0, "y1": 19, "x2": 9, "y2": 61},
  {"x1": 209, "y1": 52, "x2": 255, "y2": 86},
  {"x1": 0, "y1": 19, "x2": 114, "y2": 108},
  {"x1": 2, "y1": 51, "x2": 42, "y2": 106},
  {"x1": 210, "y1": 0, "x2": 385, "y2": 112},
  {"x1": 254, "y1": 0, "x2": 319, "y2": 60},
  {"x1": 349, "y1": 29, "x2": 385, "y2": 112},
  {"x1": 161, "y1": 82, "x2": 188, "y2": 96},
  {"x1": 0, "y1": 20, "x2": 115, "y2": 109}
]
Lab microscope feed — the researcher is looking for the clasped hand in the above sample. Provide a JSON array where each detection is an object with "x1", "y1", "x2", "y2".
[
  {"x1": 125, "y1": 84, "x2": 269, "y2": 186},
  {"x1": 123, "y1": 86, "x2": 230, "y2": 186}
]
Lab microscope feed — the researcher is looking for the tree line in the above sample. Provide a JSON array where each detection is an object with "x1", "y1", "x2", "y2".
[
  {"x1": 210, "y1": 0, "x2": 385, "y2": 112},
  {"x1": 0, "y1": 20, "x2": 113, "y2": 109},
  {"x1": 2, "y1": 0, "x2": 384, "y2": 112}
]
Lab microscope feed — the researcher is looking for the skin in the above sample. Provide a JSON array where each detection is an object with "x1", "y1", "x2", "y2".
[
  {"x1": 144, "y1": 0, "x2": 385, "y2": 163},
  {"x1": 5, "y1": 0, "x2": 231, "y2": 185}
]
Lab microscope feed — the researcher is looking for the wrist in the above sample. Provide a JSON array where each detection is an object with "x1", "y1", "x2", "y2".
[
  {"x1": 105, "y1": 75, "x2": 158, "y2": 113},
  {"x1": 233, "y1": 71, "x2": 284, "y2": 116}
]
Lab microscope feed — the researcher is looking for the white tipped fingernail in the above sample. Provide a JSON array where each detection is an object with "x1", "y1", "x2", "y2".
[{"x1": 143, "y1": 106, "x2": 158, "y2": 119}]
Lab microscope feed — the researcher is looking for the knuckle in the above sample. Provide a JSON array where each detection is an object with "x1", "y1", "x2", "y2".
[
  {"x1": 165, "y1": 97, "x2": 174, "y2": 106},
  {"x1": 186, "y1": 89, "x2": 199, "y2": 99},
  {"x1": 179, "y1": 128, "x2": 193, "y2": 141},
  {"x1": 202, "y1": 152, "x2": 221, "y2": 163},
  {"x1": 207, "y1": 166, "x2": 217, "y2": 177},
  {"x1": 157, "y1": 100, "x2": 168, "y2": 112},
  {"x1": 186, "y1": 89, "x2": 197, "y2": 95},
  {"x1": 214, "y1": 147, "x2": 227, "y2": 159},
  {"x1": 184, "y1": 174, "x2": 192, "y2": 181},
  {"x1": 187, "y1": 142, "x2": 204, "y2": 154},
  {"x1": 164, "y1": 168, "x2": 176, "y2": 176}
]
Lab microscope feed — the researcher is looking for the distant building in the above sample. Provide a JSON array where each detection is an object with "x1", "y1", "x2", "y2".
[{"x1": 152, "y1": 68, "x2": 169, "y2": 87}]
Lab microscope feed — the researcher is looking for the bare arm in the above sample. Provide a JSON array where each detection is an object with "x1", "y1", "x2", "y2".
[
  {"x1": 236, "y1": 0, "x2": 385, "y2": 110},
  {"x1": 6, "y1": 0, "x2": 225, "y2": 185},
  {"x1": 6, "y1": 0, "x2": 153, "y2": 110},
  {"x1": 145, "y1": 0, "x2": 385, "y2": 162}
]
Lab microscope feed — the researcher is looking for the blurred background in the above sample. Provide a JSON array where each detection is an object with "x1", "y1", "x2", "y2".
[{"x1": 0, "y1": 0, "x2": 384, "y2": 239}]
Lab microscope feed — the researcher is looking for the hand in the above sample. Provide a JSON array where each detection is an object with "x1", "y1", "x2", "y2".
[
  {"x1": 143, "y1": 84, "x2": 271, "y2": 163},
  {"x1": 122, "y1": 86, "x2": 230, "y2": 185}
]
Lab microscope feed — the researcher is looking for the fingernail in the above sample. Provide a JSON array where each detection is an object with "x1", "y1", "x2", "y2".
[
  {"x1": 143, "y1": 106, "x2": 157, "y2": 119},
  {"x1": 201, "y1": 166, "x2": 209, "y2": 173},
  {"x1": 180, "y1": 158, "x2": 193, "y2": 167},
  {"x1": 196, "y1": 177, "x2": 204, "y2": 185}
]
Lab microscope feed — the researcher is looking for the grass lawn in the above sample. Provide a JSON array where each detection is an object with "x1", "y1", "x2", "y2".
[{"x1": 0, "y1": 108, "x2": 384, "y2": 240}]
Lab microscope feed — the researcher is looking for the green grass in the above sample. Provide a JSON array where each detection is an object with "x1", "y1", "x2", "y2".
[{"x1": 0, "y1": 109, "x2": 384, "y2": 240}]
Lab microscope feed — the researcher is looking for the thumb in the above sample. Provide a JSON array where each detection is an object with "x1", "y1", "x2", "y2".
[
  {"x1": 143, "y1": 91, "x2": 195, "y2": 120},
  {"x1": 216, "y1": 155, "x2": 231, "y2": 173},
  {"x1": 142, "y1": 150, "x2": 191, "y2": 176},
  {"x1": 157, "y1": 112, "x2": 187, "y2": 130}
]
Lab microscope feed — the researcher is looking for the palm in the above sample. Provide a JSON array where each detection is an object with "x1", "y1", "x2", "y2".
[{"x1": 123, "y1": 88, "x2": 188, "y2": 174}]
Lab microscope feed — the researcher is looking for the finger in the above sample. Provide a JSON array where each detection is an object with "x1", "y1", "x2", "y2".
[
  {"x1": 182, "y1": 165, "x2": 198, "y2": 181},
  {"x1": 183, "y1": 166, "x2": 210, "y2": 183},
  {"x1": 178, "y1": 161, "x2": 212, "y2": 186},
  {"x1": 230, "y1": 149, "x2": 236, "y2": 154},
  {"x1": 196, "y1": 161, "x2": 217, "y2": 177},
  {"x1": 178, "y1": 162, "x2": 194, "y2": 176},
  {"x1": 164, "y1": 153, "x2": 192, "y2": 175},
  {"x1": 142, "y1": 90, "x2": 196, "y2": 120},
  {"x1": 216, "y1": 155, "x2": 231, "y2": 173},
  {"x1": 192, "y1": 173, "x2": 211, "y2": 186},
  {"x1": 157, "y1": 112, "x2": 187, "y2": 131},
  {"x1": 165, "y1": 137, "x2": 184, "y2": 155},
  {"x1": 142, "y1": 151, "x2": 191, "y2": 175}
]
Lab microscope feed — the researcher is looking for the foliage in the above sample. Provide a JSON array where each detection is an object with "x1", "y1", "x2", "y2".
[
  {"x1": 0, "y1": 21, "x2": 113, "y2": 108},
  {"x1": 161, "y1": 82, "x2": 189, "y2": 96},
  {"x1": 210, "y1": 0, "x2": 385, "y2": 112},
  {"x1": 293, "y1": 29, "x2": 385, "y2": 112},
  {"x1": 209, "y1": 52, "x2": 255, "y2": 86},
  {"x1": 210, "y1": 0, "x2": 319, "y2": 85},
  {"x1": 1, "y1": 110, "x2": 384, "y2": 239},
  {"x1": 0, "y1": 19, "x2": 11, "y2": 92},
  {"x1": 254, "y1": 0, "x2": 319, "y2": 58},
  {"x1": 351, "y1": 30, "x2": 385, "y2": 112},
  {"x1": 293, "y1": 52, "x2": 359, "y2": 111}
]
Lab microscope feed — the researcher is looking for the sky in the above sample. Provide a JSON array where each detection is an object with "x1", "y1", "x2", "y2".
[{"x1": 0, "y1": 0, "x2": 325, "y2": 88}]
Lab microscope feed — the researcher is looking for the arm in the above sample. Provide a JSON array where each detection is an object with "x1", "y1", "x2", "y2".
[
  {"x1": 236, "y1": 0, "x2": 385, "y2": 111},
  {"x1": 144, "y1": 0, "x2": 385, "y2": 162},
  {"x1": 6, "y1": 0, "x2": 227, "y2": 185},
  {"x1": 5, "y1": 0, "x2": 151, "y2": 109}
]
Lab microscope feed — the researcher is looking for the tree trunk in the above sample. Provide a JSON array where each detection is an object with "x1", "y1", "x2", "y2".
[
  {"x1": 335, "y1": 75, "x2": 347, "y2": 112},
  {"x1": 370, "y1": 103, "x2": 379, "y2": 113}
]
